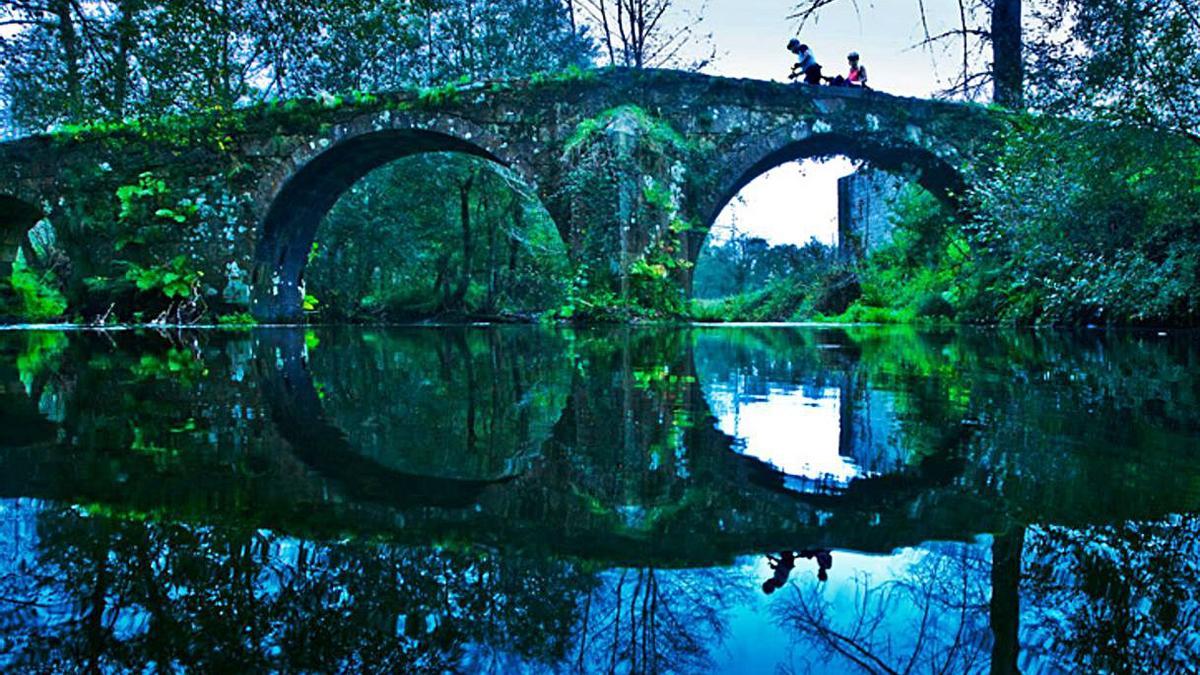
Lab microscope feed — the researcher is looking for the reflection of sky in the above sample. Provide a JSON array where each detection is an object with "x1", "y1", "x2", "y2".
[
  {"x1": 714, "y1": 543, "x2": 991, "y2": 673},
  {"x1": 717, "y1": 552, "x2": 914, "y2": 673},
  {"x1": 10, "y1": 492, "x2": 1175, "y2": 672},
  {"x1": 707, "y1": 380, "x2": 865, "y2": 490}
]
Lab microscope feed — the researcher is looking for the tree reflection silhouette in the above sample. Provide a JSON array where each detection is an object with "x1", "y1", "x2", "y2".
[
  {"x1": 1022, "y1": 517, "x2": 1200, "y2": 671},
  {"x1": 772, "y1": 542, "x2": 993, "y2": 674},
  {"x1": 568, "y1": 565, "x2": 748, "y2": 674},
  {"x1": 0, "y1": 502, "x2": 593, "y2": 672}
]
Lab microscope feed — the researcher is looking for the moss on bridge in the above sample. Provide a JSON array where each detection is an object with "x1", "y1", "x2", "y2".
[{"x1": 0, "y1": 68, "x2": 1018, "y2": 324}]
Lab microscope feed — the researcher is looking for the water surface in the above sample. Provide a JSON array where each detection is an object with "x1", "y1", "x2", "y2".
[{"x1": 1, "y1": 325, "x2": 1198, "y2": 672}]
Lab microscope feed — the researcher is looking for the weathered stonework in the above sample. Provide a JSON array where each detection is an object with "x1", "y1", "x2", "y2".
[
  {"x1": 837, "y1": 169, "x2": 906, "y2": 261},
  {"x1": 0, "y1": 68, "x2": 1012, "y2": 321}
]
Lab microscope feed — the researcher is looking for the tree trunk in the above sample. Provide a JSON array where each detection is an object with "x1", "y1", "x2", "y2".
[
  {"x1": 51, "y1": 0, "x2": 83, "y2": 120},
  {"x1": 991, "y1": 0, "x2": 1023, "y2": 107},
  {"x1": 458, "y1": 330, "x2": 478, "y2": 452},
  {"x1": 432, "y1": 252, "x2": 450, "y2": 306},
  {"x1": 485, "y1": 191, "x2": 498, "y2": 312},
  {"x1": 506, "y1": 198, "x2": 521, "y2": 298},
  {"x1": 219, "y1": 0, "x2": 235, "y2": 107},
  {"x1": 112, "y1": 0, "x2": 142, "y2": 117},
  {"x1": 451, "y1": 172, "x2": 476, "y2": 308},
  {"x1": 990, "y1": 526, "x2": 1025, "y2": 674}
]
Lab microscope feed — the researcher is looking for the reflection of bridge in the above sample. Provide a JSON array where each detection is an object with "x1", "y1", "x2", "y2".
[
  {"x1": 0, "y1": 69, "x2": 1009, "y2": 321},
  {"x1": 7, "y1": 325, "x2": 1195, "y2": 567},
  {"x1": 0, "y1": 325, "x2": 1032, "y2": 670},
  {"x1": 0, "y1": 326, "x2": 995, "y2": 562},
  {"x1": 241, "y1": 326, "x2": 1003, "y2": 563}
]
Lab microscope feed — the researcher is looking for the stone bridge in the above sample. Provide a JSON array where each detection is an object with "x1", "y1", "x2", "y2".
[{"x1": 0, "y1": 68, "x2": 1008, "y2": 321}]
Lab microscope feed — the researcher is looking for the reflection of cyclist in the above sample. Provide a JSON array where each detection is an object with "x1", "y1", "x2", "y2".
[
  {"x1": 762, "y1": 549, "x2": 834, "y2": 594},
  {"x1": 761, "y1": 552, "x2": 797, "y2": 594},
  {"x1": 800, "y1": 549, "x2": 833, "y2": 582}
]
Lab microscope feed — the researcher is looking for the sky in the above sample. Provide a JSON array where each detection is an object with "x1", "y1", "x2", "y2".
[{"x1": 692, "y1": 0, "x2": 969, "y2": 246}]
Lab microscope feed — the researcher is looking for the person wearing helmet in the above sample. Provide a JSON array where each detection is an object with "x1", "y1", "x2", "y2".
[
  {"x1": 787, "y1": 39, "x2": 822, "y2": 85},
  {"x1": 847, "y1": 51, "x2": 869, "y2": 87}
]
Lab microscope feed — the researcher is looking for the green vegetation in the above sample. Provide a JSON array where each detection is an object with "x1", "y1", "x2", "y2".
[
  {"x1": 957, "y1": 123, "x2": 1200, "y2": 325},
  {"x1": 2, "y1": 0, "x2": 1199, "y2": 328},
  {"x1": 2, "y1": 0, "x2": 594, "y2": 137},
  {"x1": 216, "y1": 312, "x2": 257, "y2": 326},
  {"x1": 697, "y1": 121, "x2": 1200, "y2": 327},
  {"x1": 0, "y1": 0, "x2": 594, "y2": 325},
  {"x1": 63, "y1": 172, "x2": 210, "y2": 324},
  {"x1": 690, "y1": 279, "x2": 814, "y2": 323},
  {"x1": 822, "y1": 185, "x2": 962, "y2": 324},
  {"x1": 7, "y1": 255, "x2": 67, "y2": 321},
  {"x1": 307, "y1": 154, "x2": 570, "y2": 322},
  {"x1": 689, "y1": 233, "x2": 855, "y2": 323},
  {"x1": 555, "y1": 106, "x2": 697, "y2": 321},
  {"x1": 690, "y1": 0, "x2": 1200, "y2": 329},
  {"x1": 122, "y1": 255, "x2": 202, "y2": 301},
  {"x1": 830, "y1": 125, "x2": 1200, "y2": 326},
  {"x1": 564, "y1": 104, "x2": 691, "y2": 155}
]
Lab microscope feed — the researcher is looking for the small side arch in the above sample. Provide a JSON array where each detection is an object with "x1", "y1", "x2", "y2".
[{"x1": 0, "y1": 195, "x2": 43, "y2": 280}]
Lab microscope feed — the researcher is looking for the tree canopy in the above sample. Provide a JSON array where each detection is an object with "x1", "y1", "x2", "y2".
[{"x1": 0, "y1": 0, "x2": 595, "y2": 134}]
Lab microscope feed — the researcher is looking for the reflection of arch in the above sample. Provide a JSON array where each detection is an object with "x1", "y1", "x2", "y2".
[
  {"x1": 250, "y1": 127, "x2": 531, "y2": 322},
  {"x1": 690, "y1": 327, "x2": 969, "y2": 498},
  {"x1": 254, "y1": 328, "x2": 505, "y2": 508},
  {"x1": 307, "y1": 326, "x2": 570, "y2": 481}
]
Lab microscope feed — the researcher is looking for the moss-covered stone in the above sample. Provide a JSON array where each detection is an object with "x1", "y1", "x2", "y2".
[{"x1": 0, "y1": 68, "x2": 1060, "y2": 323}]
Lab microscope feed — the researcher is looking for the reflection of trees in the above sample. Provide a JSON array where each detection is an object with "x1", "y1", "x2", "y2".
[
  {"x1": 304, "y1": 326, "x2": 571, "y2": 481},
  {"x1": 774, "y1": 515, "x2": 1200, "y2": 674},
  {"x1": 1, "y1": 500, "x2": 753, "y2": 673},
  {"x1": 0, "y1": 331, "x2": 66, "y2": 447},
  {"x1": 0, "y1": 502, "x2": 592, "y2": 672},
  {"x1": 559, "y1": 328, "x2": 698, "y2": 508},
  {"x1": 7, "y1": 325, "x2": 1200, "y2": 670},
  {"x1": 570, "y1": 566, "x2": 746, "y2": 674},
  {"x1": 775, "y1": 543, "x2": 992, "y2": 674},
  {"x1": 1022, "y1": 517, "x2": 1200, "y2": 672}
]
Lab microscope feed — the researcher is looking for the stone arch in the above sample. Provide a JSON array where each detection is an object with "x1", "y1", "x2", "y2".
[
  {"x1": 700, "y1": 131, "x2": 968, "y2": 235},
  {"x1": 250, "y1": 123, "x2": 538, "y2": 323},
  {"x1": 0, "y1": 195, "x2": 42, "y2": 282},
  {"x1": 685, "y1": 130, "x2": 969, "y2": 283}
]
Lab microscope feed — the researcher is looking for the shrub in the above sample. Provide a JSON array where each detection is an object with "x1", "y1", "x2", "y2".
[{"x1": 9, "y1": 256, "x2": 67, "y2": 321}]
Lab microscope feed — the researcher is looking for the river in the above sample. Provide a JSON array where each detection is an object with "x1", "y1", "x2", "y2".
[{"x1": 0, "y1": 325, "x2": 1197, "y2": 672}]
